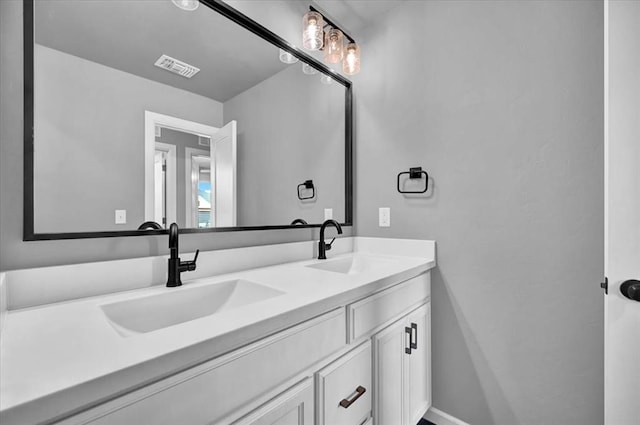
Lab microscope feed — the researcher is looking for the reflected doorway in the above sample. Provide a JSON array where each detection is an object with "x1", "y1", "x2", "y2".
[
  {"x1": 185, "y1": 148, "x2": 212, "y2": 228},
  {"x1": 144, "y1": 111, "x2": 237, "y2": 229}
]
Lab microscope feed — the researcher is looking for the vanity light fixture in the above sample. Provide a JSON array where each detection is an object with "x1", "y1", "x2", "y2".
[
  {"x1": 298, "y1": 6, "x2": 360, "y2": 76},
  {"x1": 343, "y1": 42, "x2": 361, "y2": 75},
  {"x1": 302, "y1": 11, "x2": 324, "y2": 50},
  {"x1": 302, "y1": 6, "x2": 361, "y2": 75},
  {"x1": 279, "y1": 48, "x2": 299, "y2": 64},
  {"x1": 171, "y1": 0, "x2": 199, "y2": 11},
  {"x1": 324, "y1": 28, "x2": 344, "y2": 64}
]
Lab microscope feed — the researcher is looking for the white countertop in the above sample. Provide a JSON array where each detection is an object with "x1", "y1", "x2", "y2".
[{"x1": 0, "y1": 237, "x2": 435, "y2": 425}]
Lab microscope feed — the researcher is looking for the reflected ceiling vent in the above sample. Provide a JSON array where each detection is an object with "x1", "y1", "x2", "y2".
[
  {"x1": 154, "y1": 54, "x2": 200, "y2": 78},
  {"x1": 198, "y1": 136, "x2": 211, "y2": 147}
]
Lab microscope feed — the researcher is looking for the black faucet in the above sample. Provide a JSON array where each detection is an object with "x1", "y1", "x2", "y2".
[
  {"x1": 166, "y1": 223, "x2": 199, "y2": 287},
  {"x1": 318, "y1": 219, "x2": 343, "y2": 260}
]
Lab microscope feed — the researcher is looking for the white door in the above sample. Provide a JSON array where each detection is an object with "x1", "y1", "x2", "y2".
[
  {"x1": 373, "y1": 318, "x2": 405, "y2": 425},
  {"x1": 604, "y1": 2, "x2": 640, "y2": 424},
  {"x1": 154, "y1": 151, "x2": 166, "y2": 226},
  {"x1": 211, "y1": 120, "x2": 237, "y2": 227},
  {"x1": 404, "y1": 304, "x2": 431, "y2": 425},
  {"x1": 153, "y1": 143, "x2": 176, "y2": 227}
]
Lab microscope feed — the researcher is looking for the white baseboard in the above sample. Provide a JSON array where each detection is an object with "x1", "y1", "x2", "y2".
[{"x1": 424, "y1": 407, "x2": 471, "y2": 425}]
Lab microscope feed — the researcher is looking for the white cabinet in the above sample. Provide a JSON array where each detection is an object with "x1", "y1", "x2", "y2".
[
  {"x1": 348, "y1": 273, "x2": 430, "y2": 343},
  {"x1": 373, "y1": 303, "x2": 431, "y2": 425},
  {"x1": 372, "y1": 318, "x2": 405, "y2": 425},
  {"x1": 54, "y1": 272, "x2": 431, "y2": 425},
  {"x1": 58, "y1": 310, "x2": 345, "y2": 425},
  {"x1": 404, "y1": 304, "x2": 431, "y2": 425},
  {"x1": 316, "y1": 341, "x2": 372, "y2": 425},
  {"x1": 233, "y1": 378, "x2": 314, "y2": 425}
]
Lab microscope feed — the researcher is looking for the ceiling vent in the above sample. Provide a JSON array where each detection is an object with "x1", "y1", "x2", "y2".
[{"x1": 154, "y1": 54, "x2": 200, "y2": 78}]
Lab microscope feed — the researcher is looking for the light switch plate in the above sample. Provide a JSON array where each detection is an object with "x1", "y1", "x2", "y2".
[
  {"x1": 324, "y1": 208, "x2": 333, "y2": 220},
  {"x1": 379, "y1": 207, "x2": 390, "y2": 227},
  {"x1": 115, "y1": 210, "x2": 127, "y2": 224}
]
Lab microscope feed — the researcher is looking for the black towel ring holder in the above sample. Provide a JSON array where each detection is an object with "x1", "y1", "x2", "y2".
[{"x1": 397, "y1": 167, "x2": 429, "y2": 194}]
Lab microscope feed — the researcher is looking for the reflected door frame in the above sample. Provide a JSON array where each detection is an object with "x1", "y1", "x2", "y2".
[
  {"x1": 154, "y1": 143, "x2": 177, "y2": 226},
  {"x1": 144, "y1": 111, "x2": 220, "y2": 228},
  {"x1": 185, "y1": 147, "x2": 212, "y2": 228}
]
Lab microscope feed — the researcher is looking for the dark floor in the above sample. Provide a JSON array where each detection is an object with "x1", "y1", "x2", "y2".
[{"x1": 418, "y1": 419, "x2": 436, "y2": 425}]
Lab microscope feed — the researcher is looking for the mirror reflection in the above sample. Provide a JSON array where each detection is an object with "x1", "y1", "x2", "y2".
[{"x1": 31, "y1": 0, "x2": 347, "y2": 234}]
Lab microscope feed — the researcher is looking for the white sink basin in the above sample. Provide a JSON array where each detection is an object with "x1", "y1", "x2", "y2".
[
  {"x1": 306, "y1": 255, "x2": 396, "y2": 275},
  {"x1": 100, "y1": 279, "x2": 284, "y2": 336}
]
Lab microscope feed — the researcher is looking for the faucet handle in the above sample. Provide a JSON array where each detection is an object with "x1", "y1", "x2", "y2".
[
  {"x1": 182, "y1": 249, "x2": 199, "y2": 272},
  {"x1": 325, "y1": 238, "x2": 336, "y2": 251}
]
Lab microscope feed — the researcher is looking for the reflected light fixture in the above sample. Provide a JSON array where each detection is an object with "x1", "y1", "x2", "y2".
[
  {"x1": 171, "y1": 0, "x2": 199, "y2": 11},
  {"x1": 302, "y1": 63, "x2": 318, "y2": 75},
  {"x1": 320, "y1": 74, "x2": 333, "y2": 85},
  {"x1": 279, "y1": 48, "x2": 299, "y2": 64},
  {"x1": 302, "y1": 6, "x2": 361, "y2": 75}
]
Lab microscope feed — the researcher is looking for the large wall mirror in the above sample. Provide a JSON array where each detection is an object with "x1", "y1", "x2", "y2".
[{"x1": 24, "y1": 0, "x2": 352, "y2": 240}]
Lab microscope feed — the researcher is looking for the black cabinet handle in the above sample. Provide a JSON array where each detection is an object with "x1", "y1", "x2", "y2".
[
  {"x1": 339, "y1": 386, "x2": 366, "y2": 408},
  {"x1": 410, "y1": 322, "x2": 418, "y2": 350},
  {"x1": 405, "y1": 326, "x2": 412, "y2": 354},
  {"x1": 621, "y1": 279, "x2": 640, "y2": 302}
]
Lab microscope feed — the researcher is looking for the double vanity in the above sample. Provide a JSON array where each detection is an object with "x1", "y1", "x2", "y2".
[
  {"x1": 7, "y1": 0, "x2": 436, "y2": 423},
  {"x1": 0, "y1": 237, "x2": 435, "y2": 425}
]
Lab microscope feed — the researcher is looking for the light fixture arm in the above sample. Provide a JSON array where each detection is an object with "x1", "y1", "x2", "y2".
[{"x1": 309, "y1": 5, "x2": 356, "y2": 44}]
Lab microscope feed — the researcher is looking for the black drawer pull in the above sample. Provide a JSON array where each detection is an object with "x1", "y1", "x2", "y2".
[
  {"x1": 339, "y1": 386, "x2": 366, "y2": 408},
  {"x1": 410, "y1": 322, "x2": 418, "y2": 350}
]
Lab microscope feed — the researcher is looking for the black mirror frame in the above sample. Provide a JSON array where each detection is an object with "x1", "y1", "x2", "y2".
[{"x1": 23, "y1": 0, "x2": 353, "y2": 241}]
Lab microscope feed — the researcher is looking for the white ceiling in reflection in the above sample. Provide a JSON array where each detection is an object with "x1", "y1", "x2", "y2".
[{"x1": 34, "y1": 0, "x2": 288, "y2": 102}]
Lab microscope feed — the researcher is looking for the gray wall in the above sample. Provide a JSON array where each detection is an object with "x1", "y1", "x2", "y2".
[
  {"x1": 0, "y1": 0, "x2": 351, "y2": 271},
  {"x1": 353, "y1": 1, "x2": 604, "y2": 424},
  {"x1": 225, "y1": 64, "x2": 345, "y2": 226},
  {"x1": 33, "y1": 45, "x2": 223, "y2": 233}
]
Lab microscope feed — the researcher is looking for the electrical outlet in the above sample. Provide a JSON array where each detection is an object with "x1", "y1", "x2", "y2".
[
  {"x1": 379, "y1": 207, "x2": 390, "y2": 227},
  {"x1": 324, "y1": 208, "x2": 333, "y2": 220},
  {"x1": 115, "y1": 209, "x2": 127, "y2": 224}
]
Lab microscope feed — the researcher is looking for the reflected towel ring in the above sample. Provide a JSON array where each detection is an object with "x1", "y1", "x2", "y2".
[{"x1": 297, "y1": 180, "x2": 315, "y2": 200}]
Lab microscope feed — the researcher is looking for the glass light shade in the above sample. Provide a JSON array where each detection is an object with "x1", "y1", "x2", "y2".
[
  {"x1": 323, "y1": 28, "x2": 344, "y2": 64},
  {"x1": 171, "y1": 0, "x2": 199, "y2": 11},
  {"x1": 279, "y1": 48, "x2": 298, "y2": 64},
  {"x1": 302, "y1": 63, "x2": 318, "y2": 75},
  {"x1": 302, "y1": 11, "x2": 324, "y2": 50},
  {"x1": 320, "y1": 74, "x2": 333, "y2": 85},
  {"x1": 343, "y1": 42, "x2": 361, "y2": 75}
]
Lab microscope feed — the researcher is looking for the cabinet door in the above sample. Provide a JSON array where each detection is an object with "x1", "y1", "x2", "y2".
[
  {"x1": 316, "y1": 341, "x2": 371, "y2": 425},
  {"x1": 403, "y1": 304, "x2": 431, "y2": 425},
  {"x1": 232, "y1": 378, "x2": 314, "y2": 425},
  {"x1": 372, "y1": 318, "x2": 405, "y2": 425}
]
